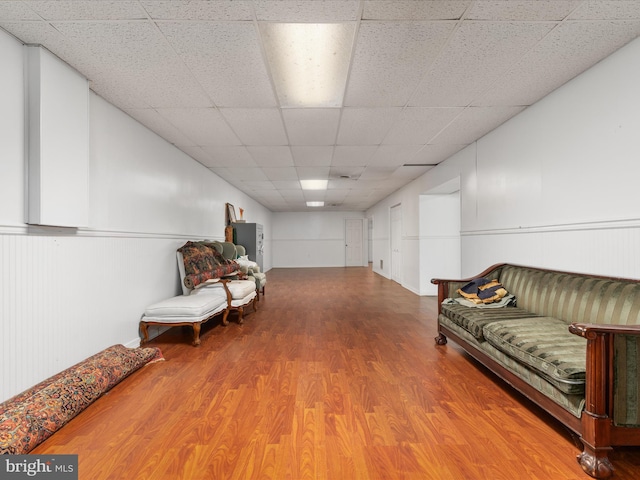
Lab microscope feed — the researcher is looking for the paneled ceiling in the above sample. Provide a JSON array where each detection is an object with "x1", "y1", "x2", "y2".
[{"x1": 2, "y1": 1, "x2": 640, "y2": 211}]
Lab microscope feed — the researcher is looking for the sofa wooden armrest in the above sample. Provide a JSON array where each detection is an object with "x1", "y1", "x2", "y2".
[{"x1": 568, "y1": 323, "x2": 640, "y2": 478}]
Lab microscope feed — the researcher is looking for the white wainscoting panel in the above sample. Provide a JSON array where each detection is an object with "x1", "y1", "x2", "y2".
[
  {"x1": 0, "y1": 231, "x2": 190, "y2": 402},
  {"x1": 461, "y1": 221, "x2": 640, "y2": 279}
]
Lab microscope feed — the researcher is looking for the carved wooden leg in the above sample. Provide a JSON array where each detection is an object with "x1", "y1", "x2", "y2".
[
  {"x1": 253, "y1": 295, "x2": 258, "y2": 311},
  {"x1": 577, "y1": 443, "x2": 614, "y2": 479},
  {"x1": 435, "y1": 333, "x2": 447, "y2": 345},
  {"x1": 262, "y1": 286, "x2": 265, "y2": 296},
  {"x1": 237, "y1": 307, "x2": 244, "y2": 324},
  {"x1": 140, "y1": 322, "x2": 149, "y2": 344},
  {"x1": 192, "y1": 322, "x2": 202, "y2": 347},
  {"x1": 221, "y1": 309, "x2": 230, "y2": 326}
]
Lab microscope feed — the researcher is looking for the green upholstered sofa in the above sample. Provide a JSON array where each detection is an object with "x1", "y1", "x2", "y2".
[{"x1": 432, "y1": 264, "x2": 640, "y2": 479}]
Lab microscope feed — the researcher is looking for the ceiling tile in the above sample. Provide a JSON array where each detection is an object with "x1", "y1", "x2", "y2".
[
  {"x1": 411, "y1": 144, "x2": 468, "y2": 165},
  {"x1": 0, "y1": 2, "x2": 42, "y2": 20},
  {"x1": 247, "y1": 146, "x2": 294, "y2": 167},
  {"x1": 141, "y1": 0, "x2": 254, "y2": 20},
  {"x1": 332, "y1": 146, "x2": 378, "y2": 166},
  {"x1": 261, "y1": 167, "x2": 299, "y2": 181},
  {"x1": 569, "y1": 1, "x2": 640, "y2": 20},
  {"x1": 368, "y1": 145, "x2": 425, "y2": 168},
  {"x1": 474, "y1": 20, "x2": 640, "y2": 107},
  {"x1": 344, "y1": 21, "x2": 456, "y2": 107},
  {"x1": 383, "y1": 107, "x2": 464, "y2": 144},
  {"x1": 466, "y1": 1, "x2": 582, "y2": 21},
  {"x1": 158, "y1": 22, "x2": 277, "y2": 107},
  {"x1": 337, "y1": 107, "x2": 403, "y2": 144},
  {"x1": 295, "y1": 166, "x2": 331, "y2": 180},
  {"x1": 27, "y1": 1, "x2": 147, "y2": 20},
  {"x1": 409, "y1": 21, "x2": 555, "y2": 107},
  {"x1": 254, "y1": 0, "x2": 361, "y2": 21},
  {"x1": 221, "y1": 108, "x2": 288, "y2": 145},
  {"x1": 225, "y1": 167, "x2": 270, "y2": 182},
  {"x1": 279, "y1": 189, "x2": 306, "y2": 200},
  {"x1": 282, "y1": 109, "x2": 341, "y2": 145},
  {"x1": 49, "y1": 21, "x2": 212, "y2": 108},
  {"x1": 291, "y1": 146, "x2": 333, "y2": 166},
  {"x1": 177, "y1": 146, "x2": 215, "y2": 167},
  {"x1": 271, "y1": 181, "x2": 302, "y2": 190},
  {"x1": 363, "y1": 1, "x2": 470, "y2": 20},
  {"x1": 157, "y1": 108, "x2": 241, "y2": 146},
  {"x1": 199, "y1": 146, "x2": 257, "y2": 167},
  {"x1": 430, "y1": 106, "x2": 526, "y2": 145},
  {"x1": 124, "y1": 108, "x2": 197, "y2": 145}
]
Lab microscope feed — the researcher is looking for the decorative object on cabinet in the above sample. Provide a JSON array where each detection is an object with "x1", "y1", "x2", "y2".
[{"x1": 225, "y1": 203, "x2": 237, "y2": 224}]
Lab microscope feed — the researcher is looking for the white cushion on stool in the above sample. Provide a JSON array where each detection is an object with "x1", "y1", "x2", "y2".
[
  {"x1": 192, "y1": 279, "x2": 256, "y2": 300},
  {"x1": 143, "y1": 294, "x2": 227, "y2": 323}
]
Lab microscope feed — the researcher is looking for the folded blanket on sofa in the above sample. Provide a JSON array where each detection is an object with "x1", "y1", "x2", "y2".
[{"x1": 457, "y1": 277, "x2": 509, "y2": 304}]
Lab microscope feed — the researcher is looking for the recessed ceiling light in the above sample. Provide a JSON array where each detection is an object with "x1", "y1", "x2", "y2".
[
  {"x1": 260, "y1": 23, "x2": 355, "y2": 107},
  {"x1": 300, "y1": 179, "x2": 328, "y2": 190},
  {"x1": 306, "y1": 201, "x2": 325, "y2": 207}
]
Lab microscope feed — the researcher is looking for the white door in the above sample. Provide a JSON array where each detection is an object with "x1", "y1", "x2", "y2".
[
  {"x1": 345, "y1": 218, "x2": 363, "y2": 266},
  {"x1": 390, "y1": 204, "x2": 402, "y2": 283}
]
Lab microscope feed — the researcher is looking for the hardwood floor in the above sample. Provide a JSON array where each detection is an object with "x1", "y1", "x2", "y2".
[{"x1": 33, "y1": 267, "x2": 640, "y2": 479}]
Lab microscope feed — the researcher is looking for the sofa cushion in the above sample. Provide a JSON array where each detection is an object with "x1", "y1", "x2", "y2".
[
  {"x1": 191, "y1": 279, "x2": 256, "y2": 300},
  {"x1": 482, "y1": 317, "x2": 586, "y2": 394},
  {"x1": 441, "y1": 302, "x2": 541, "y2": 341},
  {"x1": 144, "y1": 294, "x2": 226, "y2": 322}
]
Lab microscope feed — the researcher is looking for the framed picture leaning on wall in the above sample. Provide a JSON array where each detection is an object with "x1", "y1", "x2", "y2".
[{"x1": 226, "y1": 203, "x2": 237, "y2": 225}]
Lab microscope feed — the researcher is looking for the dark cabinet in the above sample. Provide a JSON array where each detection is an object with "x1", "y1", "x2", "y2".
[{"x1": 233, "y1": 222, "x2": 264, "y2": 271}]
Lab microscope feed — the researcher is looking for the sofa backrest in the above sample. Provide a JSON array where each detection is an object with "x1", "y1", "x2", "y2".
[{"x1": 499, "y1": 265, "x2": 640, "y2": 326}]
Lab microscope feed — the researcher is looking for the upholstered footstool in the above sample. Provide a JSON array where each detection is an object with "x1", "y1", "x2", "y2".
[
  {"x1": 191, "y1": 279, "x2": 257, "y2": 324},
  {"x1": 140, "y1": 292, "x2": 228, "y2": 346}
]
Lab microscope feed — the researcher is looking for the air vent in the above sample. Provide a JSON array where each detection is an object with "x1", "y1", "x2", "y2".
[{"x1": 402, "y1": 163, "x2": 438, "y2": 167}]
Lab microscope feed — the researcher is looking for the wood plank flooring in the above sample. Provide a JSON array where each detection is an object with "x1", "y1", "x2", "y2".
[{"x1": 33, "y1": 267, "x2": 640, "y2": 479}]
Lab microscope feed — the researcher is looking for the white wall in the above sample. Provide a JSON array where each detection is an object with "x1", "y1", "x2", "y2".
[
  {"x1": 0, "y1": 30, "x2": 272, "y2": 402},
  {"x1": 368, "y1": 36, "x2": 640, "y2": 293},
  {"x1": 419, "y1": 191, "x2": 461, "y2": 295},
  {"x1": 272, "y1": 211, "x2": 367, "y2": 267}
]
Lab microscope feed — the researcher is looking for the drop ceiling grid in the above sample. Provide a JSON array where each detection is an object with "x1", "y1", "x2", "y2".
[{"x1": 1, "y1": 0, "x2": 639, "y2": 211}]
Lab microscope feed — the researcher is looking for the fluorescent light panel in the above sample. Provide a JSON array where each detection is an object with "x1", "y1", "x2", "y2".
[
  {"x1": 306, "y1": 201, "x2": 325, "y2": 207},
  {"x1": 300, "y1": 179, "x2": 328, "y2": 190},
  {"x1": 260, "y1": 22, "x2": 355, "y2": 107}
]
